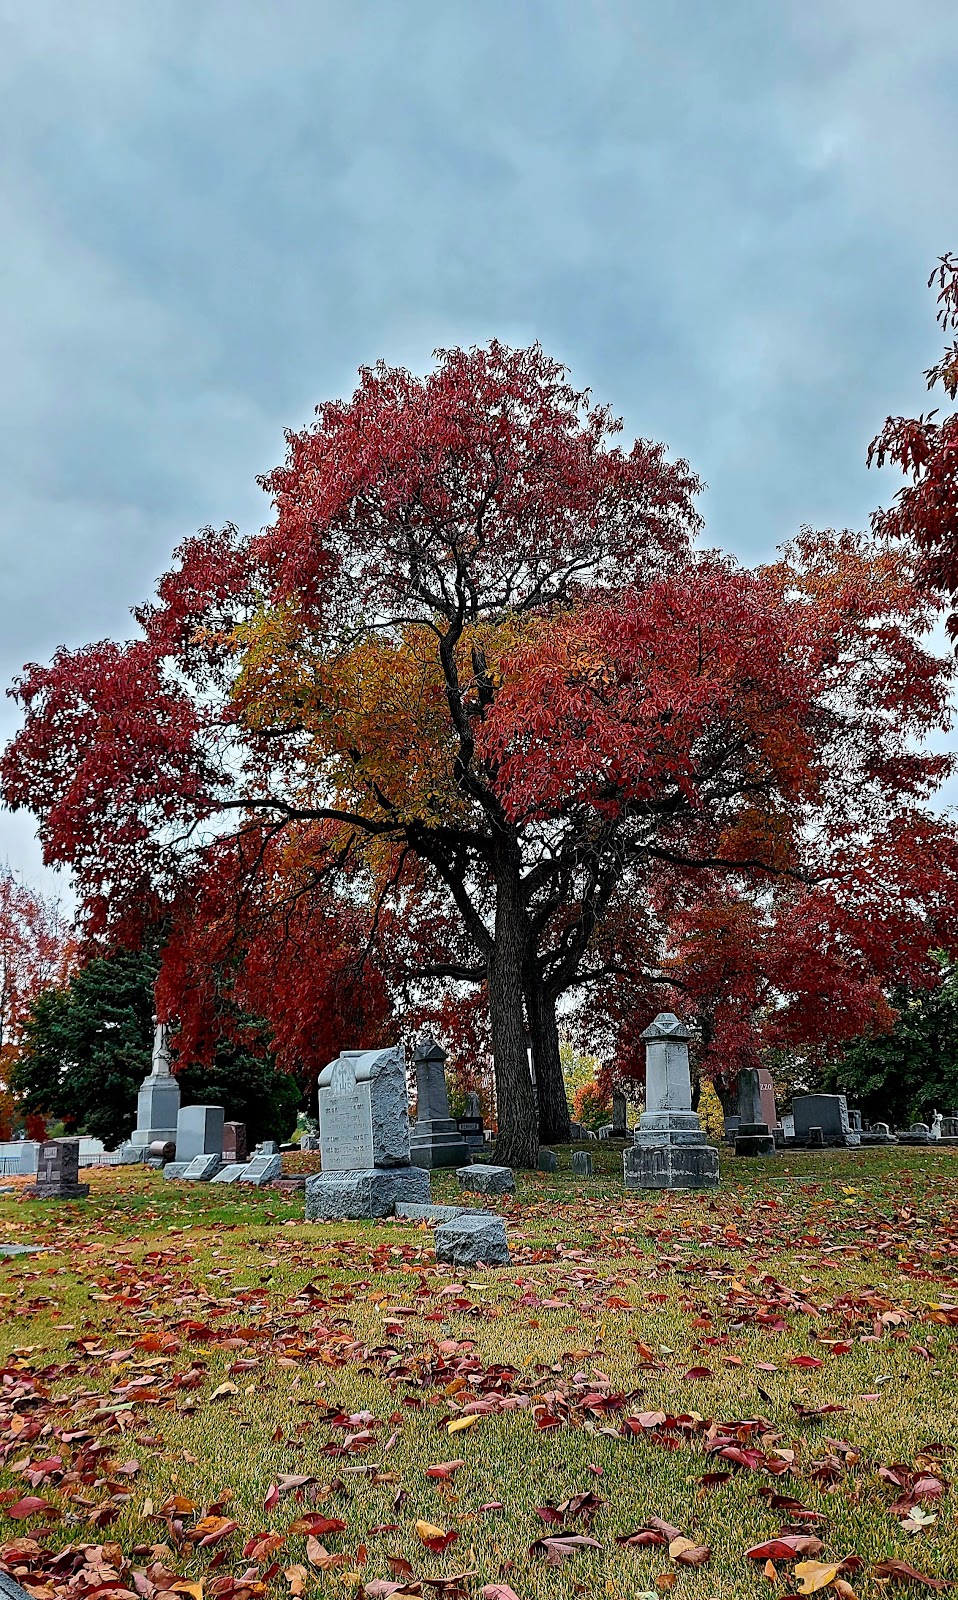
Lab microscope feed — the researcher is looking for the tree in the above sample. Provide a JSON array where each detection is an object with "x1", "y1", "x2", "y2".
[
  {"x1": 825, "y1": 958, "x2": 958, "y2": 1127},
  {"x1": 0, "y1": 867, "x2": 74, "y2": 1132},
  {"x1": 5, "y1": 347, "x2": 958, "y2": 1166},
  {"x1": 13, "y1": 947, "x2": 304, "y2": 1148},
  {"x1": 869, "y1": 253, "x2": 958, "y2": 634}
]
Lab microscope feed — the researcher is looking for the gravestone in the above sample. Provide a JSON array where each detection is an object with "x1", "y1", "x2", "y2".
[
  {"x1": 807, "y1": 1126, "x2": 824, "y2": 1147},
  {"x1": 612, "y1": 1090, "x2": 628, "y2": 1137},
  {"x1": 456, "y1": 1115, "x2": 485, "y2": 1152},
  {"x1": 222, "y1": 1122, "x2": 247, "y2": 1164},
  {"x1": 435, "y1": 1213, "x2": 510, "y2": 1267},
  {"x1": 758, "y1": 1068, "x2": 779, "y2": 1130},
  {"x1": 299, "y1": 1133, "x2": 321, "y2": 1151},
  {"x1": 24, "y1": 1139, "x2": 89, "y2": 1200},
  {"x1": 163, "y1": 1162, "x2": 190, "y2": 1180},
  {"x1": 734, "y1": 1067, "x2": 776, "y2": 1157},
  {"x1": 409, "y1": 1038, "x2": 470, "y2": 1169},
  {"x1": 623, "y1": 1014, "x2": 719, "y2": 1190},
  {"x1": 181, "y1": 1152, "x2": 222, "y2": 1182},
  {"x1": 571, "y1": 1150, "x2": 593, "y2": 1176},
  {"x1": 458, "y1": 1164, "x2": 515, "y2": 1196},
  {"x1": 538, "y1": 1148, "x2": 558, "y2": 1171},
  {"x1": 176, "y1": 1104, "x2": 225, "y2": 1163},
  {"x1": 212, "y1": 1163, "x2": 249, "y2": 1184},
  {"x1": 132, "y1": 1021, "x2": 181, "y2": 1150},
  {"x1": 306, "y1": 1047, "x2": 430, "y2": 1219},
  {"x1": 897, "y1": 1122, "x2": 931, "y2": 1146},
  {"x1": 395, "y1": 1200, "x2": 486, "y2": 1222},
  {"x1": 569, "y1": 1121, "x2": 585, "y2": 1141},
  {"x1": 791, "y1": 1094, "x2": 859, "y2": 1147},
  {"x1": 257, "y1": 1140, "x2": 279, "y2": 1155},
  {"x1": 847, "y1": 1108, "x2": 863, "y2": 1132},
  {"x1": 239, "y1": 1151, "x2": 283, "y2": 1185}
]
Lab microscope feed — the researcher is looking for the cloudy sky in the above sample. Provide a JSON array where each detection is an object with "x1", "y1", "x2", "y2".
[{"x1": 2, "y1": 0, "x2": 957, "y2": 890}]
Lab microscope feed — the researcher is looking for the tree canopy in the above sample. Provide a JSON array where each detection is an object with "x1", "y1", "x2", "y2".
[{"x1": 4, "y1": 342, "x2": 958, "y2": 1163}]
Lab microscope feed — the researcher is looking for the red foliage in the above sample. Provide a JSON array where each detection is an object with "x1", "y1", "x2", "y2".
[{"x1": 869, "y1": 254, "x2": 958, "y2": 633}]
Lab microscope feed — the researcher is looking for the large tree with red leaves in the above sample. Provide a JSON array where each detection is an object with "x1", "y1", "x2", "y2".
[{"x1": 4, "y1": 343, "x2": 958, "y2": 1165}]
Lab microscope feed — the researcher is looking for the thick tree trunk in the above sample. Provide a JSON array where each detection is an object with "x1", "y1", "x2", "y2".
[
  {"x1": 488, "y1": 871, "x2": 539, "y2": 1170},
  {"x1": 525, "y1": 968, "x2": 571, "y2": 1144}
]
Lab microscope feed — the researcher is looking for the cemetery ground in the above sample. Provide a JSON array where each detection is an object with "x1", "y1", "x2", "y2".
[{"x1": 1, "y1": 1150, "x2": 957, "y2": 1600}]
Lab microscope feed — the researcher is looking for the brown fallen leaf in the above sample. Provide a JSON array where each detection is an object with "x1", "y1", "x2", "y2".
[
  {"x1": 872, "y1": 1562, "x2": 950, "y2": 1591},
  {"x1": 668, "y1": 1537, "x2": 711, "y2": 1567},
  {"x1": 283, "y1": 1567, "x2": 308, "y2": 1596}
]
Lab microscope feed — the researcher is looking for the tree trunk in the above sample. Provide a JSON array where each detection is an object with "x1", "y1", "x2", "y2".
[
  {"x1": 525, "y1": 968, "x2": 571, "y2": 1144},
  {"x1": 488, "y1": 871, "x2": 539, "y2": 1169}
]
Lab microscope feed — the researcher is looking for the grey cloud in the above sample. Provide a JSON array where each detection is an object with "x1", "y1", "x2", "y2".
[{"x1": 1, "y1": 0, "x2": 957, "y2": 882}]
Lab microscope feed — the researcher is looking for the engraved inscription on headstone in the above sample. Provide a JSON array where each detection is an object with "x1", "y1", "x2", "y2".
[{"x1": 319, "y1": 1056, "x2": 374, "y2": 1172}]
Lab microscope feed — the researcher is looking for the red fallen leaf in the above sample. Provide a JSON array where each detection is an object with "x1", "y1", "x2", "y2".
[
  {"x1": 536, "y1": 1506, "x2": 564, "y2": 1525},
  {"x1": 481, "y1": 1588, "x2": 521, "y2": 1600},
  {"x1": 912, "y1": 1477, "x2": 947, "y2": 1501},
  {"x1": 287, "y1": 1515, "x2": 347, "y2": 1537},
  {"x1": 615, "y1": 1530, "x2": 668, "y2": 1548},
  {"x1": 387, "y1": 1559, "x2": 415, "y2": 1579},
  {"x1": 682, "y1": 1367, "x2": 713, "y2": 1380},
  {"x1": 195, "y1": 1517, "x2": 239, "y2": 1548},
  {"x1": 698, "y1": 1472, "x2": 731, "y2": 1488},
  {"x1": 425, "y1": 1461, "x2": 464, "y2": 1481},
  {"x1": 790, "y1": 1356, "x2": 824, "y2": 1370},
  {"x1": 263, "y1": 1484, "x2": 280, "y2": 1513},
  {"x1": 6, "y1": 1497, "x2": 58, "y2": 1520},
  {"x1": 872, "y1": 1562, "x2": 950, "y2": 1590},
  {"x1": 746, "y1": 1538, "x2": 824, "y2": 1561}
]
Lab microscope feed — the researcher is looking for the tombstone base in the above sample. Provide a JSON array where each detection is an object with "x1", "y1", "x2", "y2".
[
  {"x1": 409, "y1": 1121, "x2": 470, "y2": 1169},
  {"x1": 305, "y1": 1166, "x2": 431, "y2": 1221},
  {"x1": 24, "y1": 1181, "x2": 90, "y2": 1200},
  {"x1": 734, "y1": 1123, "x2": 776, "y2": 1157},
  {"x1": 896, "y1": 1132, "x2": 931, "y2": 1146},
  {"x1": 624, "y1": 1138, "x2": 718, "y2": 1190},
  {"x1": 457, "y1": 1164, "x2": 515, "y2": 1196},
  {"x1": 435, "y1": 1213, "x2": 510, "y2": 1267}
]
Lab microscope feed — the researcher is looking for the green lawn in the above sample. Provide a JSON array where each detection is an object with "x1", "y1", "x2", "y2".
[{"x1": 1, "y1": 1146, "x2": 957, "y2": 1600}]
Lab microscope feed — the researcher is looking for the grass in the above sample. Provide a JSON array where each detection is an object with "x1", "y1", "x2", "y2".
[{"x1": 1, "y1": 1145, "x2": 957, "y2": 1600}]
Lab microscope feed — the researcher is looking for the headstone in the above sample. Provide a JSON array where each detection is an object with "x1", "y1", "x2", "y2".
[
  {"x1": 239, "y1": 1151, "x2": 283, "y2": 1185},
  {"x1": 456, "y1": 1115, "x2": 485, "y2": 1151},
  {"x1": 256, "y1": 1140, "x2": 279, "y2": 1155},
  {"x1": 623, "y1": 1014, "x2": 719, "y2": 1191},
  {"x1": 132, "y1": 1020, "x2": 182, "y2": 1149},
  {"x1": 465, "y1": 1091, "x2": 481, "y2": 1117},
  {"x1": 723, "y1": 1114, "x2": 742, "y2": 1143},
  {"x1": 299, "y1": 1133, "x2": 321, "y2": 1151},
  {"x1": 181, "y1": 1152, "x2": 222, "y2": 1182},
  {"x1": 897, "y1": 1122, "x2": 931, "y2": 1146},
  {"x1": 176, "y1": 1104, "x2": 225, "y2": 1163},
  {"x1": 457, "y1": 1164, "x2": 515, "y2": 1196},
  {"x1": 148, "y1": 1139, "x2": 176, "y2": 1162},
  {"x1": 847, "y1": 1108, "x2": 863, "y2": 1132},
  {"x1": 612, "y1": 1090, "x2": 628, "y2": 1136},
  {"x1": 306, "y1": 1047, "x2": 430, "y2": 1219},
  {"x1": 118, "y1": 1142, "x2": 145, "y2": 1163},
  {"x1": 435, "y1": 1213, "x2": 510, "y2": 1267},
  {"x1": 212, "y1": 1163, "x2": 249, "y2": 1183},
  {"x1": 163, "y1": 1162, "x2": 190, "y2": 1180},
  {"x1": 734, "y1": 1067, "x2": 776, "y2": 1157},
  {"x1": 537, "y1": 1148, "x2": 558, "y2": 1171},
  {"x1": 569, "y1": 1121, "x2": 585, "y2": 1141},
  {"x1": 0, "y1": 1243, "x2": 44, "y2": 1257},
  {"x1": 222, "y1": 1122, "x2": 248, "y2": 1164},
  {"x1": 24, "y1": 1139, "x2": 89, "y2": 1200},
  {"x1": 571, "y1": 1150, "x2": 593, "y2": 1176},
  {"x1": 597, "y1": 1124, "x2": 612, "y2": 1139},
  {"x1": 791, "y1": 1094, "x2": 859, "y2": 1147},
  {"x1": 808, "y1": 1126, "x2": 825, "y2": 1147},
  {"x1": 409, "y1": 1038, "x2": 470, "y2": 1168},
  {"x1": 757, "y1": 1068, "x2": 779, "y2": 1130},
  {"x1": 395, "y1": 1201, "x2": 486, "y2": 1222}
]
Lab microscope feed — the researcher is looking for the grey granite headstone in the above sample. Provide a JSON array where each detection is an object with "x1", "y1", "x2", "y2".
[
  {"x1": 211, "y1": 1162, "x2": 249, "y2": 1183},
  {"x1": 792, "y1": 1094, "x2": 858, "y2": 1147},
  {"x1": 182, "y1": 1152, "x2": 223, "y2": 1181},
  {"x1": 0, "y1": 1243, "x2": 44, "y2": 1257},
  {"x1": 394, "y1": 1201, "x2": 485, "y2": 1222},
  {"x1": 239, "y1": 1152, "x2": 283, "y2": 1185},
  {"x1": 163, "y1": 1161, "x2": 190, "y2": 1180},
  {"x1": 623, "y1": 1014, "x2": 719, "y2": 1190},
  {"x1": 457, "y1": 1163, "x2": 515, "y2": 1195},
  {"x1": 132, "y1": 1020, "x2": 181, "y2": 1149},
  {"x1": 571, "y1": 1150, "x2": 593, "y2": 1176},
  {"x1": 176, "y1": 1104, "x2": 225, "y2": 1162},
  {"x1": 456, "y1": 1115, "x2": 485, "y2": 1151},
  {"x1": 308, "y1": 1046, "x2": 432, "y2": 1219},
  {"x1": 25, "y1": 1139, "x2": 89, "y2": 1200},
  {"x1": 537, "y1": 1148, "x2": 558, "y2": 1171},
  {"x1": 435, "y1": 1213, "x2": 510, "y2": 1266},
  {"x1": 409, "y1": 1038, "x2": 470, "y2": 1169},
  {"x1": 306, "y1": 1166, "x2": 430, "y2": 1219}
]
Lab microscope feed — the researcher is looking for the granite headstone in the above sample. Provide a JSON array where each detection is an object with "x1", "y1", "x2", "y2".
[{"x1": 623, "y1": 1014, "x2": 719, "y2": 1190}]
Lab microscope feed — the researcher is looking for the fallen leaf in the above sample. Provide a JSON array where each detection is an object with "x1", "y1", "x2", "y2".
[{"x1": 794, "y1": 1561, "x2": 841, "y2": 1593}]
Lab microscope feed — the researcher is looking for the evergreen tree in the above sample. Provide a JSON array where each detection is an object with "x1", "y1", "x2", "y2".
[{"x1": 827, "y1": 959, "x2": 958, "y2": 1126}]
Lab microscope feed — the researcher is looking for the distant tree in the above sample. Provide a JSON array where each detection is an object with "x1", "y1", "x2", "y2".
[
  {"x1": 0, "y1": 866, "x2": 74, "y2": 1128},
  {"x1": 825, "y1": 958, "x2": 958, "y2": 1126},
  {"x1": 13, "y1": 948, "x2": 302, "y2": 1148},
  {"x1": 572, "y1": 1079, "x2": 611, "y2": 1132}
]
